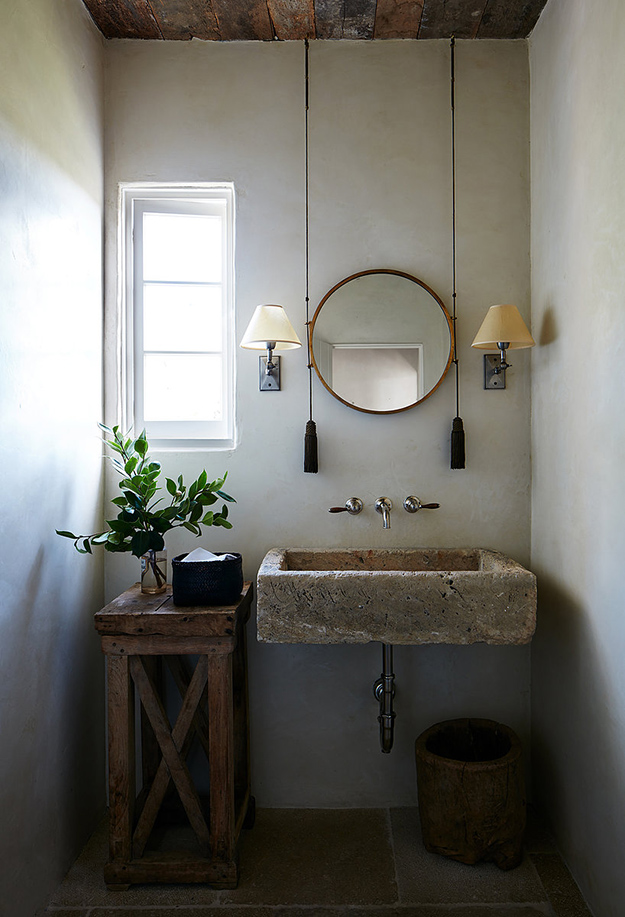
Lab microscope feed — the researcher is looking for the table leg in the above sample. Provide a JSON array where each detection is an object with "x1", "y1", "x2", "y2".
[
  {"x1": 207, "y1": 652, "x2": 235, "y2": 865},
  {"x1": 107, "y1": 655, "x2": 135, "y2": 863}
]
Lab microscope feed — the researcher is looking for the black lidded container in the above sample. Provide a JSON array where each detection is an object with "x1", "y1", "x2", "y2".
[{"x1": 171, "y1": 552, "x2": 243, "y2": 607}]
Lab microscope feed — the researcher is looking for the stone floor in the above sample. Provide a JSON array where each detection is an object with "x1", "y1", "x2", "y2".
[{"x1": 39, "y1": 807, "x2": 593, "y2": 917}]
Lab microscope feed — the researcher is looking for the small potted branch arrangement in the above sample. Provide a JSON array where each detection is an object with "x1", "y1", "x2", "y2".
[{"x1": 57, "y1": 424, "x2": 234, "y2": 594}]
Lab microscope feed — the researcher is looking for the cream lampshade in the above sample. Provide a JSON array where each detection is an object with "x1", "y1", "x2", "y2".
[
  {"x1": 240, "y1": 304, "x2": 302, "y2": 351},
  {"x1": 471, "y1": 304, "x2": 534, "y2": 389},
  {"x1": 240, "y1": 304, "x2": 301, "y2": 391},
  {"x1": 471, "y1": 304, "x2": 535, "y2": 351}
]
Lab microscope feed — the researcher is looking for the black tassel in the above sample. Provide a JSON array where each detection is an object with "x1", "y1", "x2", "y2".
[
  {"x1": 451, "y1": 416, "x2": 465, "y2": 469},
  {"x1": 304, "y1": 419, "x2": 318, "y2": 473}
]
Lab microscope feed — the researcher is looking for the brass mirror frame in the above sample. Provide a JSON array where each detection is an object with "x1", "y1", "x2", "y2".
[{"x1": 309, "y1": 269, "x2": 455, "y2": 415}]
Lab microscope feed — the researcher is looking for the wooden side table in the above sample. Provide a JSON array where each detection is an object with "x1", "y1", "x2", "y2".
[{"x1": 94, "y1": 582, "x2": 254, "y2": 889}]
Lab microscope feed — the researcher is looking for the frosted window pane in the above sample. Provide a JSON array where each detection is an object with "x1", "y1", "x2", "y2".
[
  {"x1": 143, "y1": 213, "x2": 222, "y2": 283},
  {"x1": 143, "y1": 284, "x2": 222, "y2": 352},
  {"x1": 144, "y1": 354, "x2": 223, "y2": 421}
]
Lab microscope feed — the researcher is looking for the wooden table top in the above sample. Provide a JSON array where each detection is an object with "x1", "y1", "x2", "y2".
[{"x1": 95, "y1": 582, "x2": 253, "y2": 638}]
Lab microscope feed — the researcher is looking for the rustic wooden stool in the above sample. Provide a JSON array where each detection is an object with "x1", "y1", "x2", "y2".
[{"x1": 94, "y1": 582, "x2": 254, "y2": 889}]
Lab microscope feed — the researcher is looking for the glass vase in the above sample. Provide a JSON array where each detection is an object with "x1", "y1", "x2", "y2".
[{"x1": 140, "y1": 549, "x2": 167, "y2": 594}]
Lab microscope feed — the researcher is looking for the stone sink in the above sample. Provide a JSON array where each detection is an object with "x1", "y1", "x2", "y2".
[{"x1": 256, "y1": 548, "x2": 536, "y2": 645}]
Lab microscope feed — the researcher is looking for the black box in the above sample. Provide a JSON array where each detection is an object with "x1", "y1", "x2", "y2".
[{"x1": 171, "y1": 552, "x2": 243, "y2": 607}]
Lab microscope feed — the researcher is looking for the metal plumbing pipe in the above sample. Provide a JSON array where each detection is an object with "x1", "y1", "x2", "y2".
[{"x1": 373, "y1": 643, "x2": 396, "y2": 753}]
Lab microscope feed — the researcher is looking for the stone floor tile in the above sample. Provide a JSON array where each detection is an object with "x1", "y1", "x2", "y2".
[
  {"x1": 89, "y1": 908, "x2": 553, "y2": 917},
  {"x1": 532, "y1": 854, "x2": 593, "y2": 916},
  {"x1": 46, "y1": 817, "x2": 223, "y2": 908},
  {"x1": 391, "y1": 807, "x2": 547, "y2": 905},
  {"x1": 221, "y1": 808, "x2": 397, "y2": 906},
  {"x1": 38, "y1": 910, "x2": 91, "y2": 916}
]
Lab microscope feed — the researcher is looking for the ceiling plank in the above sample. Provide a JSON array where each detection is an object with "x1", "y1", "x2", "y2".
[
  {"x1": 147, "y1": 0, "x2": 220, "y2": 39},
  {"x1": 418, "y1": 0, "x2": 488, "y2": 39},
  {"x1": 314, "y1": 0, "x2": 343, "y2": 39},
  {"x1": 343, "y1": 0, "x2": 377, "y2": 39},
  {"x1": 374, "y1": 0, "x2": 424, "y2": 39},
  {"x1": 477, "y1": 0, "x2": 546, "y2": 39},
  {"x1": 268, "y1": 0, "x2": 315, "y2": 39},
  {"x1": 81, "y1": 0, "x2": 162, "y2": 39},
  {"x1": 211, "y1": 0, "x2": 275, "y2": 40}
]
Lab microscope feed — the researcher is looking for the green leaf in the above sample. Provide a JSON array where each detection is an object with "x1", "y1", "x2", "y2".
[
  {"x1": 147, "y1": 531, "x2": 165, "y2": 551},
  {"x1": 111, "y1": 496, "x2": 128, "y2": 508},
  {"x1": 124, "y1": 455, "x2": 138, "y2": 475},
  {"x1": 190, "y1": 502, "x2": 203, "y2": 523},
  {"x1": 82, "y1": 538, "x2": 93, "y2": 554},
  {"x1": 107, "y1": 519, "x2": 135, "y2": 534},
  {"x1": 202, "y1": 512, "x2": 214, "y2": 526},
  {"x1": 125, "y1": 491, "x2": 144, "y2": 511},
  {"x1": 197, "y1": 470, "x2": 207, "y2": 490},
  {"x1": 183, "y1": 521, "x2": 200, "y2": 535},
  {"x1": 166, "y1": 478, "x2": 177, "y2": 496},
  {"x1": 197, "y1": 493, "x2": 217, "y2": 506},
  {"x1": 91, "y1": 532, "x2": 111, "y2": 545},
  {"x1": 56, "y1": 529, "x2": 78, "y2": 539},
  {"x1": 131, "y1": 531, "x2": 151, "y2": 557},
  {"x1": 134, "y1": 433, "x2": 148, "y2": 456},
  {"x1": 216, "y1": 490, "x2": 235, "y2": 503}
]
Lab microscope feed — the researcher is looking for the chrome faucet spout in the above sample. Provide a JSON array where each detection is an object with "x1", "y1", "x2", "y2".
[{"x1": 375, "y1": 497, "x2": 393, "y2": 530}]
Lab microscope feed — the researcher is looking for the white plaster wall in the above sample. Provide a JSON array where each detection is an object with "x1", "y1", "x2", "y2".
[
  {"x1": 104, "y1": 38, "x2": 531, "y2": 806},
  {"x1": 530, "y1": 1, "x2": 625, "y2": 914},
  {"x1": 0, "y1": 1, "x2": 105, "y2": 913}
]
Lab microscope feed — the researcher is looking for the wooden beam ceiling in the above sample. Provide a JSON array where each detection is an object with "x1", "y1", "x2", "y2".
[{"x1": 81, "y1": 0, "x2": 548, "y2": 41}]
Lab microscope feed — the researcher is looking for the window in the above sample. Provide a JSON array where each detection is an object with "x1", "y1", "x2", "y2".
[{"x1": 121, "y1": 184, "x2": 235, "y2": 449}]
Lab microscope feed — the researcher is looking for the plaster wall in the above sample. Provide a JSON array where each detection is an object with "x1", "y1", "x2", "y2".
[
  {"x1": 0, "y1": 1, "x2": 105, "y2": 913},
  {"x1": 530, "y1": 1, "x2": 625, "y2": 914},
  {"x1": 104, "y1": 38, "x2": 532, "y2": 806}
]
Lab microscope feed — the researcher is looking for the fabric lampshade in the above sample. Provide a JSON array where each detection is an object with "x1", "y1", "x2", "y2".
[
  {"x1": 240, "y1": 304, "x2": 302, "y2": 351},
  {"x1": 471, "y1": 304, "x2": 535, "y2": 350}
]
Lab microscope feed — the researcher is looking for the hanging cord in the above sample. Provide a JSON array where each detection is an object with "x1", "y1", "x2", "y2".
[
  {"x1": 450, "y1": 36, "x2": 466, "y2": 469},
  {"x1": 303, "y1": 37, "x2": 318, "y2": 473}
]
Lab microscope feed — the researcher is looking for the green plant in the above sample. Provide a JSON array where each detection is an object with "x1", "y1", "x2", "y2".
[{"x1": 56, "y1": 424, "x2": 234, "y2": 557}]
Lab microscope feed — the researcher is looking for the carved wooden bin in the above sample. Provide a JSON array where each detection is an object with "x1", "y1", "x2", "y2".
[{"x1": 415, "y1": 718, "x2": 525, "y2": 870}]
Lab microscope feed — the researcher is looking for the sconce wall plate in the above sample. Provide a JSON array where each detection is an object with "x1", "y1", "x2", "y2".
[
  {"x1": 484, "y1": 354, "x2": 506, "y2": 390},
  {"x1": 259, "y1": 356, "x2": 281, "y2": 391}
]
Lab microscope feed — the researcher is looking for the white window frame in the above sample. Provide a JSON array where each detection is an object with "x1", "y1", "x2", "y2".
[{"x1": 119, "y1": 183, "x2": 236, "y2": 450}]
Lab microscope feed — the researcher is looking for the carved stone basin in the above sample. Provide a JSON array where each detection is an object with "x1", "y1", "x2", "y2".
[{"x1": 256, "y1": 548, "x2": 536, "y2": 646}]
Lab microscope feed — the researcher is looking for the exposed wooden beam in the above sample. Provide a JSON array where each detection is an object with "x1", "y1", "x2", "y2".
[
  {"x1": 81, "y1": 0, "x2": 162, "y2": 39},
  {"x1": 211, "y1": 0, "x2": 275, "y2": 40},
  {"x1": 343, "y1": 0, "x2": 377, "y2": 39},
  {"x1": 314, "y1": 0, "x2": 343, "y2": 39},
  {"x1": 477, "y1": 0, "x2": 546, "y2": 39},
  {"x1": 79, "y1": 0, "x2": 549, "y2": 40},
  {"x1": 418, "y1": 0, "x2": 488, "y2": 39},
  {"x1": 374, "y1": 0, "x2": 424, "y2": 39},
  {"x1": 147, "y1": 0, "x2": 220, "y2": 39},
  {"x1": 268, "y1": 0, "x2": 315, "y2": 39}
]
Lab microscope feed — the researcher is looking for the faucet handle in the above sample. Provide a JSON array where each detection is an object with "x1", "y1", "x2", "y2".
[
  {"x1": 329, "y1": 497, "x2": 363, "y2": 515},
  {"x1": 403, "y1": 496, "x2": 440, "y2": 513}
]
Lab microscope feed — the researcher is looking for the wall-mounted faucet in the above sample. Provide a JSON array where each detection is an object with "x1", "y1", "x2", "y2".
[
  {"x1": 375, "y1": 497, "x2": 393, "y2": 529},
  {"x1": 328, "y1": 497, "x2": 363, "y2": 516},
  {"x1": 403, "y1": 495, "x2": 440, "y2": 514}
]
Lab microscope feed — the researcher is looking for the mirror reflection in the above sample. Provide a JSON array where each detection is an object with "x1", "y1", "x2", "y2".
[{"x1": 310, "y1": 270, "x2": 454, "y2": 414}]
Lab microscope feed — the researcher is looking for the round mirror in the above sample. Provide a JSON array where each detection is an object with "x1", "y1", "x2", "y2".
[{"x1": 310, "y1": 269, "x2": 454, "y2": 414}]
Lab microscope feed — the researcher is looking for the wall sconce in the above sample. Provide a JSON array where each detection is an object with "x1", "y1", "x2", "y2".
[
  {"x1": 240, "y1": 304, "x2": 302, "y2": 391},
  {"x1": 471, "y1": 304, "x2": 535, "y2": 390}
]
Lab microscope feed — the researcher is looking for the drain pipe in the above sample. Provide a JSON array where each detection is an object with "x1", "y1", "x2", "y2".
[{"x1": 373, "y1": 644, "x2": 396, "y2": 753}]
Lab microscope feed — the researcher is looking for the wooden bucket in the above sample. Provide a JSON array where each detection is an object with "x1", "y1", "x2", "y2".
[{"x1": 415, "y1": 718, "x2": 525, "y2": 870}]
